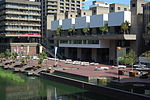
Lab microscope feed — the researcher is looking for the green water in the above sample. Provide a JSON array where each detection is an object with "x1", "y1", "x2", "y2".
[{"x1": 0, "y1": 70, "x2": 116, "y2": 100}]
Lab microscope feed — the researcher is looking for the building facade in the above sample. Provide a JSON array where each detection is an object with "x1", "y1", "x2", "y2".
[
  {"x1": 36, "y1": 0, "x2": 83, "y2": 44},
  {"x1": 51, "y1": 11, "x2": 136, "y2": 64},
  {"x1": 0, "y1": 0, "x2": 41, "y2": 55},
  {"x1": 143, "y1": 2, "x2": 150, "y2": 53},
  {"x1": 130, "y1": 0, "x2": 149, "y2": 56}
]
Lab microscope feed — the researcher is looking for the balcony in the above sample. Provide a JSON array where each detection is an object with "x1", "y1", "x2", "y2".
[
  {"x1": 108, "y1": 11, "x2": 131, "y2": 26},
  {"x1": 0, "y1": 33, "x2": 41, "y2": 38},
  {"x1": 5, "y1": 28, "x2": 40, "y2": 32},
  {"x1": 5, "y1": 17, "x2": 40, "y2": 21},
  {"x1": 75, "y1": 16, "x2": 90, "y2": 29},
  {"x1": 5, "y1": 23, "x2": 40, "y2": 26},
  {"x1": 90, "y1": 14, "x2": 108, "y2": 28},
  {"x1": 53, "y1": 34, "x2": 136, "y2": 41},
  {"x1": 5, "y1": 11, "x2": 40, "y2": 16},
  {"x1": 6, "y1": 6, "x2": 40, "y2": 11},
  {"x1": 62, "y1": 18, "x2": 75, "y2": 30},
  {"x1": 51, "y1": 20, "x2": 62, "y2": 30}
]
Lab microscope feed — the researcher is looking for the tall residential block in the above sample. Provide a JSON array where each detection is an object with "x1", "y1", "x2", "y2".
[
  {"x1": 0, "y1": 0, "x2": 41, "y2": 55},
  {"x1": 130, "y1": 0, "x2": 149, "y2": 55},
  {"x1": 36, "y1": 0, "x2": 83, "y2": 41}
]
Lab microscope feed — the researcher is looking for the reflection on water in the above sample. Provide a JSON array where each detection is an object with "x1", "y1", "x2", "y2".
[{"x1": 0, "y1": 72, "x2": 116, "y2": 100}]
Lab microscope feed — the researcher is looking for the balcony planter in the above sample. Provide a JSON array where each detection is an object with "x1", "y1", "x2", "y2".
[{"x1": 129, "y1": 71, "x2": 139, "y2": 77}]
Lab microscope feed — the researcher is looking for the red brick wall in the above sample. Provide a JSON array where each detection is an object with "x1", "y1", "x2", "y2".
[{"x1": 11, "y1": 45, "x2": 38, "y2": 56}]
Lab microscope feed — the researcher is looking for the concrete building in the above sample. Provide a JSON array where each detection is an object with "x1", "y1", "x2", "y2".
[
  {"x1": 36, "y1": 0, "x2": 83, "y2": 43},
  {"x1": 51, "y1": 11, "x2": 136, "y2": 64},
  {"x1": 89, "y1": 1, "x2": 109, "y2": 15},
  {"x1": 77, "y1": 9, "x2": 92, "y2": 17},
  {"x1": 109, "y1": 3, "x2": 129, "y2": 13},
  {"x1": 143, "y1": 2, "x2": 150, "y2": 52},
  {"x1": 130, "y1": 0, "x2": 149, "y2": 55},
  {"x1": 0, "y1": 0, "x2": 41, "y2": 55}
]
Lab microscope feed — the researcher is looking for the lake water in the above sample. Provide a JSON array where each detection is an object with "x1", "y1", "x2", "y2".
[{"x1": 0, "y1": 72, "x2": 116, "y2": 100}]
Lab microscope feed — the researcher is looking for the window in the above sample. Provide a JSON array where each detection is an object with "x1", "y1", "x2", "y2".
[
  {"x1": 84, "y1": 12, "x2": 86, "y2": 15},
  {"x1": 118, "y1": 7, "x2": 120, "y2": 10},
  {"x1": 124, "y1": 8, "x2": 127, "y2": 11},
  {"x1": 70, "y1": 15, "x2": 72, "y2": 17},
  {"x1": 111, "y1": 7, "x2": 114, "y2": 10},
  {"x1": 132, "y1": 4, "x2": 135, "y2": 7},
  {"x1": 141, "y1": 4, "x2": 144, "y2": 7}
]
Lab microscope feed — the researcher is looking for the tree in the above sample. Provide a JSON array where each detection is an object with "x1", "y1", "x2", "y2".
[
  {"x1": 82, "y1": 28, "x2": 90, "y2": 35},
  {"x1": 119, "y1": 49, "x2": 137, "y2": 70},
  {"x1": 146, "y1": 22, "x2": 150, "y2": 34},
  {"x1": 0, "y1": 53, "x2": 5, "y2": 59},
  {"x1": 11, "y1": 52, "x2": 18, "y2": 60},
  {"x1": 121, "y1": 21, "x2": 130, "y2": 34},
  {"x1": 56, "y1": 26, "x2": 62, "y2": 36},
  {"x1": 38, "y1": 52, "x2": 47, "y2": 66},
  {"x1": 99, "y1": 24, "x2": 108, "y2": 34},
  {"x1": 68, "y1": 28, "x2": 75, "y2": 36},
  {"x1": 5, "y1": 49, "x2": 11, "y2": 59},
  {"x1": 0, "y1": 53, "x2": 5, "y2": 63}
]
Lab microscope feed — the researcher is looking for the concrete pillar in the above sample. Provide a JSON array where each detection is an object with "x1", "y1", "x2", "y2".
[
  {"x1": 39, "y1": 46, "x2": 43, "y2": 53},
  {"x1": 92, "y1": 48, "x2": 97, "y2": 62},
  {"x1": 91, "y1": 28, "x2": 97, "y2": 35},
  {"x1": 64, "y1": 48, "x2": 69, "y2": 58},
  {"x1": 109, "y1": 40, "x2": 116, "y2": 64},
  {"x1": 77, "y1": 48, "x2": 82, "y2": 60}
]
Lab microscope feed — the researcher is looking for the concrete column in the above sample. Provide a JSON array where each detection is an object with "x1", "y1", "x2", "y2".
[
  {"x1": 92, "y1": 48, "x2": 97, "y2": 62},
  {"x1": 64, "y1": 48, "x2": 69, "y2": 58},
  {"x1": 109, "y1": 40, "x2": 116, "y2": 64},
  {"x1": 77, "y1": 48, "x2": 82, "y2": 60},
  {"x1": 91, "y1": 28, "x2": 97, "y2": 35}
]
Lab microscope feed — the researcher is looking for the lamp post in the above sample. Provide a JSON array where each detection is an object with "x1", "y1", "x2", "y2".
[{"x1": 117, "y1": 46, "x2": 122, "y2": 81}]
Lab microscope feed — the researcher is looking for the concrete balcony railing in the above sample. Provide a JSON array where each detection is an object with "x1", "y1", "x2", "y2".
[
  {"x1": 54, "y1": 34, "x2": 136, "y2": 40},
  {"x1": 6, "y1": 11, "x2": 40, "y2": 16},
  {"x1": 5, "y1": 28, "x2": 40, "y2": 32},
  {"x1": 6, "y1": 6, "x2": 40, "y2": 11},
  {"x1": 5, "y1": 23, "x2": 41, "y2": 26},
  {"x1": 5, "y1": 17, "x2": 40, "y2": 21}
]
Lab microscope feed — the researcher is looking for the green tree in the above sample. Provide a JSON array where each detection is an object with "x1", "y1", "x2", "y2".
[
  {"x1": 99, "y1": 24, "x2": 108, "y2": 34},
  {"x1": 82, "y1": 28, "x2": 90, "y2": 35},
  {"x1": 119, "y1": 49, "x2": 137, "y2": 70},
  {"x1": 56, "y1": 26, "x2": 62, "y2": 36},
  {"x1": 5, "y1": 49, "x2": 11, "y2": 59},
  {"x1": 146, "y1": 22, "x2": 150, "y2": 34},
  {"x1": 68, "y1": 28, "x2": 75, "y2": 36},
  {"x1": 38, "y1": 52, "x2": 47, "y2": 66},
  {"x1": 121, "y1": 21, "x2": 130, "y2": 34},
  {"x1": 0, "y1": 53, "x2": 5, "y2": 59},
  {"x1": 11, "y1": 52, "x2": 18, "y2": 60}
]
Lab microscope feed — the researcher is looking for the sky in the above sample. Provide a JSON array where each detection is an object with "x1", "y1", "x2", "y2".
[{"x1": 83, "y1": 0, "x2": 150, "y2": 9}]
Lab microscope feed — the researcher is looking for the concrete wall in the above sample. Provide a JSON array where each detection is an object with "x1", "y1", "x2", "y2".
[
  {"x1": 62, "y1": 18, "x2": 75, "y2": 30},
  {"x1": 40, "y1": 73, "x2": 150, "y2": 100},
  {"x1": 75, "y1": 16, "x2": 90, "y2": 29},
  {"x1": 51, "y1": 20, "x2": 62, "y2": 30},
  {"x1": 90, "y1": 14, "x2": 108, "y2": 28},
  {"x1": 108, "y1": 11, "x2": 131, "y2": 26}
]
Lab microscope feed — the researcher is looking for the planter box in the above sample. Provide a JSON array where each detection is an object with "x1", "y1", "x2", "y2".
[{"x1": 129, "y1": 71, "x2": 138, "y2": 77}]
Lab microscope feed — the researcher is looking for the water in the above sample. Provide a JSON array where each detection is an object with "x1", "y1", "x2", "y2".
[{"x1": 0, "y1": 72, "x2": 116, "y2": 100}]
